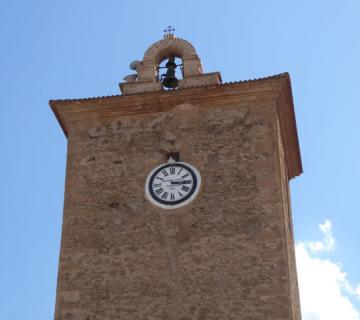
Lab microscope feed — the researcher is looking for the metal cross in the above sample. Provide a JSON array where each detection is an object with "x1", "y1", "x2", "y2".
[{"x1": 164, "y1": 26, "x2": 175, "y2": 36}]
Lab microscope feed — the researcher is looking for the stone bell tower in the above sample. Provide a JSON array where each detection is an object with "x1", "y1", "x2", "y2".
[{"x1": 50, "y1": 30, "x2": 302, "y2": 320}]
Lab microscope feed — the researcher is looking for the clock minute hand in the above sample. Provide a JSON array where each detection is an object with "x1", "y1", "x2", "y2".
[{"x1": 182, "y1": 180, "x2": 192, "y2": 184}]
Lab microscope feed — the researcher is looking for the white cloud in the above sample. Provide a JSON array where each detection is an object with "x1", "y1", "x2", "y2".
[
  {"x1": 296, "y1": 220, "x2": 360, "y2": 320},
  {"x1": 306, "y1": 219, "x2": 335, "y2": 253}
]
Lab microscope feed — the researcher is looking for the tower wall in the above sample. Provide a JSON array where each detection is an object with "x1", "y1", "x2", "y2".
[{"x1": 53, "y1": 79, "x2": 301, "y2": 320}]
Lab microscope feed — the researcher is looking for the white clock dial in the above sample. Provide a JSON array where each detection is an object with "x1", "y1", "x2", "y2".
[{"x1": 145, "y1": 162, "x2": 201, "y2": 209}]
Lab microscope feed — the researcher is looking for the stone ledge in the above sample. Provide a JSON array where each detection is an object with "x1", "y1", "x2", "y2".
[
  {"x1": 179, "y1": 72, "x2": 222, "y2": 89},
  {"x1": 119, "y1": 72, "x2": 221, "y2": 95},
  {"x1": 119, "y1": 81, "x2": 162, "y2": 95}
]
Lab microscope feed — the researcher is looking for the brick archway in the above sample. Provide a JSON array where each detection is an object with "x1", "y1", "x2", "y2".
[{"x1": 143, "y1": 37, "x2": 198, "y2": 64}]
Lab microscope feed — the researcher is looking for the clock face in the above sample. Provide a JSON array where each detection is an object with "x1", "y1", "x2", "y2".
[{"x1": 145, "y1": 162, "x2": 201, "y2": 209}]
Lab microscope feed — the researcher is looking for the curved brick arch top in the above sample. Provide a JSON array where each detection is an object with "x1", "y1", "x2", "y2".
[
  {"x1": 137, "y1": 36, "x2": 203, "y2": 81},
  {"x1": 143, "y1": 37, "x2": 198, "y2": 64}
]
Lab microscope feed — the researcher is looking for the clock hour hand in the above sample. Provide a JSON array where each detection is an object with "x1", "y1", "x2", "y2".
[{"x1": 171, "y1": 180, "x2": 192, "y2": 185}]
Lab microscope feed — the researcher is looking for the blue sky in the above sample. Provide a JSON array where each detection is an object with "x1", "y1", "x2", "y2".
[{"x1": 1, "y1": 1, "x2": 359, "y2": 319}]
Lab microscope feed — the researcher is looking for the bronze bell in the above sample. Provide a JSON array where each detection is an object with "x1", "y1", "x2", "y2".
[{"x1": 161, "y1": 56, "x2": 179, "y2": 89}]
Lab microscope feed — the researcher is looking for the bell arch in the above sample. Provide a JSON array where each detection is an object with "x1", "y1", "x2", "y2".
[{"x1": 119, "y1": 35, "x2": 221, "y2": 94}]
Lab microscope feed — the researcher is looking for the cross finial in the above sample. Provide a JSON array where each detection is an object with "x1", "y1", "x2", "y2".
[{"x1": 164, "y1": 26, "x2": 175, "y2": 39}]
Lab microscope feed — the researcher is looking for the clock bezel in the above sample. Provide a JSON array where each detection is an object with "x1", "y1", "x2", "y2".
[{"x1": 145, "y1": 161, "x2": 201, "y2": 210}]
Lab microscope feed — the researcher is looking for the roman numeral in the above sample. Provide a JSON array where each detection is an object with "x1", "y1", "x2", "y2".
[
  {"x1": 170, "y1": 193, "x2": 175, "y2": 200},
  {"x1": 161, "y1": 192, "x2": 168, "y2": 199},
  {"x1": 162, "y1": 169, "x2": 168, "y2": 176},
  {"x1": 170, "y1": 167, "x2": 175, "y2": 174},
  {"x1": 182, "y1": 180, "x2": 192, "y2": 184},
  {"x1": 177, "y1": 168, "x2": 183, "y2": 175},
  {"x1": 153, "y1": 183, "x2": 161, "y2": 188},
  {"x1": 181, "y1": 173, "x2": 190, "y2": 179},
  {"x1": 178, "y1": 192, "x2": 184, "y2": 197},
  {"x1": 155, "y1": 188, "x2": 163, "y2": 195},
  {"x1": 181, "y1": 185, "x2": 190, "y2": 192}
]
